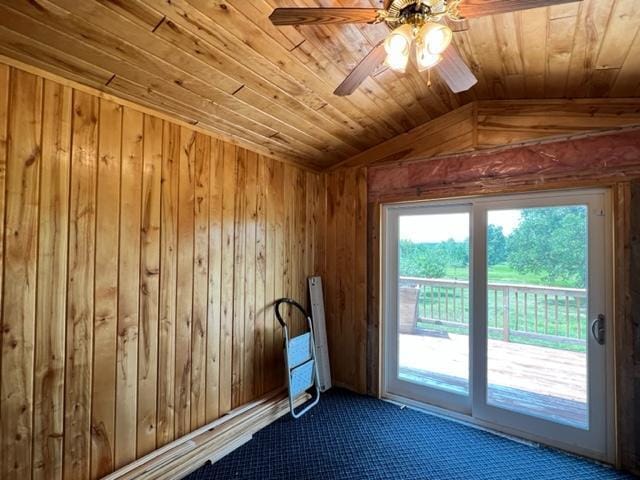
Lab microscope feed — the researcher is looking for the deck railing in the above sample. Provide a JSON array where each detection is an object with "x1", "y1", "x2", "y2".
[{"x1": 399, "y1": 276, "x2": 587, "y2": 347}]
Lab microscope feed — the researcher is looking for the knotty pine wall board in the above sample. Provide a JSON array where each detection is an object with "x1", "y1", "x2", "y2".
[{"x1": 0, "y1": 63, "x2": 323, "y2": 480}]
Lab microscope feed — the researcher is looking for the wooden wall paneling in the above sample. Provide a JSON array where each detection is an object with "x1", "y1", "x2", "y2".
[
  {"x1": 623, "y1": 181, "x2": 640, "y2": 471},
  {"x1": 244, "y1": 152, "x2": 258, "y2": 404},
  {"x1": 317, "y1": 172, "x2": 327, "y2": 277},
  {"x1": 340, "y1": 169, "x2": 357, "y2": 388},
  {"x1": 272, "y1": 160, "x2": 286, "y2": 390},
  {"x1": 91, "y1": 99, "x2": 122, "y2": 479},
  {"x1": 137, "y1": 114, "x2": 162, "y2": 457},
  {"x1": 157, "y1": 121, "x2": 179, "y2": 447},
  {"x1": 305, "y1": 172, "x2": 317, "y2": 294},
  {"x1": 175, "y1": 127, "x2": 195, "y2": 438},
  {"x1": 292, "y1": 167, "x2": 302, "y2": 334},
  {"x1": 115, "y1": 108, "x2": 144, "y2": 468},
  {"x1": 264, "y1": 157, "x2": 277, "y2": 393},
  {"x1": 323, "y1": 170, "x2": 337, "y2": 387},
  {"x1": 295, "y1": 167, "x2": 307, "y2": 329},
  {"x1": 325, "y1": 170, "x2": 342, "y2": 386},
  {"x1": 354, "y1": 167, "x2": 368, "y2": 394},
  {"x1": 231, "y1": 149, "x2": 247, "y2": 409},
  {"x1": 613, "y1": 182, "x2": 633, "y2": 468},
  {"x1": 64, "y1": 89, "x2": 98, "y2": 479},
  {"x1": 282, "y1": 165, "x2": 295, "y2": 336},
  {"x1": 33, "y1": 78, "x2": 71, "y2": 480},
  {"x1": 191, "y1": 132, "x2": 210, "y2": 431},
  {"x1": 366, "y1": 200, "x2": 381, "y2": 397},
  {"x1": 205, "y1": 140, "x2": 224, "y2": 423},
  {"x1": 0, "y1": 66, "x2": 7, "y2": 478},
  {"x1": 321, "y1": 166, "x2": 370, "y2": 394},
  {"x1": 1, "y1": 68, "x2": 42, "y2": 478},
  {"x1": 0, "y1": 63, "x2": 325, "y2": 479},
  {"x1": 254, "y1": 156, "x2": 267, "y2": 397},
  {"x1": 219, "y1": 142, "x2": 237, "y2": 415}
]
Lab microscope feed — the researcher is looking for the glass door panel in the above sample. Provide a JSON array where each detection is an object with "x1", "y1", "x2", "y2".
[
  {"x1": 486, "y1": 206, "x2": 589, "y2": 428},
  {"x1": 397, "y1": 212, "x2": 470, "y2": 396},
  {"x1": 384, "y1": 204, "x2": 472, "y2": 414}
]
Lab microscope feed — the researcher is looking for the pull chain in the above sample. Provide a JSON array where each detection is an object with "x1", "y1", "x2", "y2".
[{"x1": 427, "y1": 68, "x2": 432, "y2": 88}]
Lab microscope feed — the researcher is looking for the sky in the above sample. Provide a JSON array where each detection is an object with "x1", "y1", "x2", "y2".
[{"x1": 399, "y1": 209, "x2": 521, "y2": 243}]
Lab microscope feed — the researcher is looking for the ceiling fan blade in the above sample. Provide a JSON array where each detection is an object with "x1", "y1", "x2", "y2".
[
  {"x1": 444, "y1": 17, "x2": 469, "y2": 32},
  {"x1": 434, "y1": 47, "x2": 478, "y2": 93},
  {"x1": 384, "y1": 0, "x2": 393, "y2": 9},
  {"x1": 269, "y1": 8, "x2": 379, "y2": 26},
  {"x1": 334, "y1": 41, "x2": 387, "y2": 96},
  {"x1": 458, "y1": 0, "x2": 582, "y2": 18}
]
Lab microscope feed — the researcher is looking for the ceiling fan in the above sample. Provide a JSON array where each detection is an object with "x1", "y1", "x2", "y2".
[{"x1": 269, "y1": 0, "x2": 581, "y2": 96}]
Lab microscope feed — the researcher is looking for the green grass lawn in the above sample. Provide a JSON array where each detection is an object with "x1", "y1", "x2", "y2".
[{"x1": 443, "y1": 263, "x2": 580, "y2": 288}]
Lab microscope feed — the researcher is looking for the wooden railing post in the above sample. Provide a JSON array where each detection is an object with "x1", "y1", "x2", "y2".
[{"x1": 502, "y1": 287, "x2": 510, "y2": 342}]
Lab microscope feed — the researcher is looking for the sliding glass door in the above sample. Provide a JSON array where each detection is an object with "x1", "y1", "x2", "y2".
[
  {"x1": 383, "y1": 189, "x2": 612, "y2": 462},
  {"x1": 385, "y1": 204, "x2": 472, "y2": 414}
]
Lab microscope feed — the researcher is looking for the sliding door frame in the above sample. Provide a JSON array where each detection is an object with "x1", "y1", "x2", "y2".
[{"x1": 381, "y1": 187, "x2": 615, "y2": 463}]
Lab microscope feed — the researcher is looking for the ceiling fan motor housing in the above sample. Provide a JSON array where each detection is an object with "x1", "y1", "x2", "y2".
[{"x1": 385, "y1": 0, "x2": 454, "y2": 28}]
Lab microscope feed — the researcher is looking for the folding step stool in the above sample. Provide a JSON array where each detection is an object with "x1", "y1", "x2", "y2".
[{"x1": 274, "y1": 298, "x2": 320, "y2": 418}]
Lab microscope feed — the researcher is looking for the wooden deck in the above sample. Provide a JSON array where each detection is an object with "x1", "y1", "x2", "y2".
[{"x1": 398, "y1": 333, "x2": 587, "y2": 428}]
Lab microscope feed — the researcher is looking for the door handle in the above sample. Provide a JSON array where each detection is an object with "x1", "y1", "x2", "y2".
[{"x1": 591, "y1": 314, "x2": 605, "y2": 345}]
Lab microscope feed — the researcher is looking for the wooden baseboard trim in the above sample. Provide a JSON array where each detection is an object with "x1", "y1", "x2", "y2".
[{"x1": 104, "y1": 388, "x2": 304, "y2": 480}]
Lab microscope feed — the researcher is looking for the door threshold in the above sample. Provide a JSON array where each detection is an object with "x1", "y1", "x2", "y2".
[{"x1": 381, "y1": 392, "x2": 612, "y2": 465}]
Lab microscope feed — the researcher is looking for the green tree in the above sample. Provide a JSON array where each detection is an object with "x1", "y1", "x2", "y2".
[
  {"x1": 506, "y1": 206, "x2": 586, "y2": 287},
  {"x1": 487, "y1": 224, "x2": 507, "y2": 266},
  {"x1": 439, "y1": 238, "x2": 469, "y2": 267},
  {"x1": 399, "y1": 240, "x2": 446, "y2": 278}
]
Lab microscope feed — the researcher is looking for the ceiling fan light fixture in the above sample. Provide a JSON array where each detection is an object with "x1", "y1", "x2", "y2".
[
  {"x1": 385, "y1": 50, "x2": 410, "y2": 73},
  {"x1": 416, "y1": 21, "x2": 453, "y2": 55},
  {"x1": 415, "y1": 49, "x2": 442, "y2": 72},
  {"x1": 384, "y1": 24, "x2": 412, "y2": 72}
]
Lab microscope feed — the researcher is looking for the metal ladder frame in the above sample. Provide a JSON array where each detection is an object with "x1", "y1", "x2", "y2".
[{"x1": 274, "y1": 298, "x2": 321, "y2": 418}]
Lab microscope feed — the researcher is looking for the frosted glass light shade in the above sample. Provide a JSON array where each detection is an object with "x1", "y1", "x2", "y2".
[{"x1": 417, "y1": 22, "x2": 452, "y2": 55}]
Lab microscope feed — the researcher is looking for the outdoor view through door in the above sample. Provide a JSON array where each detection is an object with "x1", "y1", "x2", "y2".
[
  {"x1": 398, "y1": 212, "x2": 470, "y2": 396},
  {"x1": 486, "y1": 207, "x2": 588, "y2": 429},
  {"x1": 384, "y1": 189, "x2": 611, "y2": 461}
]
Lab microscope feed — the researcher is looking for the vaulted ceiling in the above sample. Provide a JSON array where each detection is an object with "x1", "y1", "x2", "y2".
[{"x1": 0, "y1": 0, "x2": 638, "y2": 169}]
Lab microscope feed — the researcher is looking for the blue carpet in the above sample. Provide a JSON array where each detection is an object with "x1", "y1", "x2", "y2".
[{"x1": 185, "y1": 389, "x2": 636, "y2": 480}]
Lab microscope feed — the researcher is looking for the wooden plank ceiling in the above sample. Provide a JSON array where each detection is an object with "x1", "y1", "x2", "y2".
[{"x1": 0, "y1": 0, "x2": 638, "y2": 169}]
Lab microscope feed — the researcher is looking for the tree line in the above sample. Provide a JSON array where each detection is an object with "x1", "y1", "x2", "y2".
[{"x1": 399, "y1": 206, "x2": 587, "y2": 288}]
